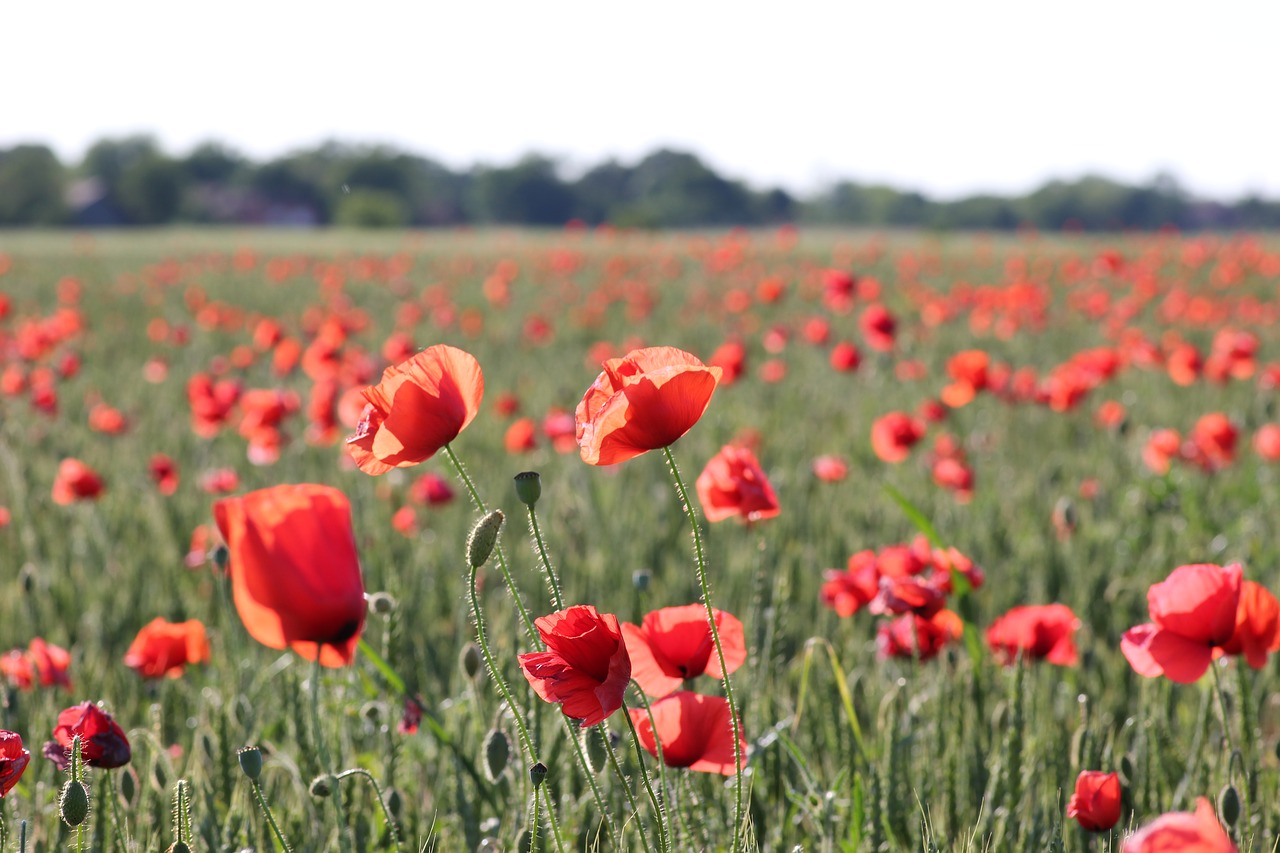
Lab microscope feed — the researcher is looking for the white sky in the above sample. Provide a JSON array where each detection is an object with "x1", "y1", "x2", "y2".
[{"x1": 5, "y1": 0, "x2": 1277, "y2": 200}]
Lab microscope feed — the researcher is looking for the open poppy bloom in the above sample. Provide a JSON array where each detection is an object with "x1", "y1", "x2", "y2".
[
  {"x1": 346, "y1": 344, "x2": 484, "y2": 475},
  {"x1": 52, "y1": 458, "x2": 105, "y2": 505},
  {"x1": 0, "y1": 730, "x2": 30, "y2": 797},
  {"x1": 877, "y1": 610, "x2": 963, "y2": 660},
  {"x1": 575, "y1": 346, "x2": 722, "y2": 466},
  {"x1": 628, "y1": 691, "x2": 746, "y2": 775},
  {"x1": 123, "y1": 617, "x2": 211, "y2": 679},
  {"x1": 1122, "y1": 797, "x2": 1237, "y2": 853},
  {"x1": 1066, "y1": 771, "x2": 1121, "y2": 831},
  {"x1": 1, "y1": 638, "x2": 73, "y2": 691},
  {"x1": 1217, "y1": 580, "x2": 1280, "y2": 668},
  {"x1": 986, "y1": 604, "x2": 1080, "y2": 666},
  {"x1": 622, "y1": 604, "x2": 747, "y2": 698},
  {"x1": 695, "y1": 444, "x2": 780, "y2": 523},
  {"x1": 870, "y1": 412, "x2": 925, "y2": 463},
  {"x1": 1121, "y1": 563, "x2": 1241, "y2": 683},
  {"x1": 51, "y1": 702, "x2": 131, "y2": 769},
  {"x1": 519, "y1": 605, "x2": 631, "y2": 727},
  {"x1": 214, "y1": 484, "x2": 366, "y2": 667}
]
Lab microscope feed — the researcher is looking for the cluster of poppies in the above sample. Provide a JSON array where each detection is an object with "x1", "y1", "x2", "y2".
[{"x1": 1, "y1": 702, "x2": 132, "y2": 801}]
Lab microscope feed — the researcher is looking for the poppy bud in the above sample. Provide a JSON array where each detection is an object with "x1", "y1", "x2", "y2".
[
  {"x1": 20, "y1": 563, "x2": 35, "y2": 595},
  {"x1": 482, "y1": 729, "x2": 511, "y2": 782},
  {"x1": 467, "y1": 510, "x2": 505, "y2": 569},
  {"x1": 212, "y1": 545, "x2": 229, "y2": 571},
  {"x1": 529, "y1": 762, "x2": 547, "y2": 788},
  {"x1": 1118, "y1": 753, "x2": 1136, "y2": 787},
  {"x1": 632, "y1": 569, "x2": 651, "y2": 591},
  {"x1": 309, "y1": 774, "x2": 334, "y2": 798},
  {"x1": 59, "y1": 779, "x2": 90, "y2": 827},
  {"x1": 369, "y1": 592, "x2": 397, "y2": 615},
  {"x1": 1218, "y1": 784, "x2": 1241, "y2": 827},
  {"x1": 237, "y1": 746, "x2": 262, "y2": 780},
  {"x1": 119, "y1": 768, "x2": 137, "y2": 804},
  {"x1": 513, "y1": 471, "x2": 541, "y2": 507},
  {"x1": 386, "y1": 788, "x2": 403, "y2": 818},
  {"x1": 460, "y1": 643, "x2": 483, "y2": 680}
]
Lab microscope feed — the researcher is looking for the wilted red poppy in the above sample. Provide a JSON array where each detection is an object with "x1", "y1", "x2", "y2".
[
  {"x1": 346, "y1": 344, "x2": 484, "y2": 475},
  {"x1": 214, "y1": 484, "x2": 366, "y2": 667},
  {"x1": 622, "y1": 604, "x2": 746, "y2": 698},
  {"x1": 1066, "y1": 770, "x2": 1121, "y2": 832},
  {"x1": 628, "y1": 692, "x2": 746, "y2": 775},
  {"x1": 52, "y1": 458, "x2": 105, "y2": 505},
  {"x1": 575, "y1": 346, "x2": 721, "y2": 466},
  {"x1": 51, "y1": 702, "x2": 131, "y2": 769},
  {"x1": 1122, "y1": 797, "x2": 1237, "y2": 853},
  {"x1": 871, "y1": 412, "x2": 926, "y2": 463},
  {"x1": 986, "y1": 604, "x2": 1080, "y2": 666},
  {"x1": 695, "y1": 444, "x2": 780, "y2": 524},
  {"x1": 1217, "y1": 580, "x2": 1280, "y2": 668},
  {"x1": 0, "y1": 730, "x2": 30, "y2": 797},
  {"x1": 123, "y1": 617, "x2": 211, "y2": 679},
  {"x1": 1121, "y1": 563, "x2": 1241, "y2": 683},
  {"x1": 518, "y1": 605, "x2": 631, "y2": 727}
]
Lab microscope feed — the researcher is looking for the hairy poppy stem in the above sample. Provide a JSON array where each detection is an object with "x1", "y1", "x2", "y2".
[
  {"x1": 249, "y1": 779, "x2": 294, "y2": 853},
  {"x1": 603, "y1": 727, "x2": 653, "y2": 853},
  {"x1": 625, "y1": 688, "x2": 671, "y2": 853},
  {"x1": 308, "y1": 659, "x2": 354, "y2": 853},
  {"x1": 333, "y1": 768, "x2": 403, "y2": 852},
  {"x1": 1210, "y1": 662, "x2": 1247, "y2": 826},
  {"x1": 663, "y1": 445, "x2": 745, "y2": 851},
  {"x1": 526, "y1": 503, "x2": 565, "y2": 612}
]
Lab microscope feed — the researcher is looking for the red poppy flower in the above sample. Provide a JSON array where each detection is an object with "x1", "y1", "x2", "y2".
[
  {"x1": 123, "y1": 617, "x2": 211, "y2": 679},
  {"x1": 1066, "y1": 770, "x2": 1121, "y2": 832},
  {"x1": 1121, "y1": 563, "x2": 1242, "y2": 683},
  {"x1": 860, "y1": 304, "x2": 897, "y2": 352},
  {"x1": 1253, "y1": 424, "x2": 1280, "y2": 462},
  {"x1": 628, "y1": 692, "x2": 746, "y2": 775},
  {"x1": 149, "y1": 454, "x2": 180, "y2": 495},
  {"x1": 829, "y1": 342, "x2": 862, "y2": 373},
  {"x1": 695, "y1": 444, "x2": 780, "y2": 524},
  {"x1": 708, "y1": 341, "x2": 746, "y2": 386},
  {"x1": 1218, "y1": 580, "x2": 1280, "y2": 668},
  {"x1": 214, "y1": 484, "x2": 366, "y2": 667},
  {"x1": 504, "y1": 417, "x2": 538, "y2": 453},
  {"x1": 28, "y1": 638, "x2": 72, "y2": 689},
  {"x1": 1188, "y1": 412, "x2": 1237, "y2": 470},
  {"x1": 409, "y1": 472, "x2": 455, "y2": 506},
  {"x1": 986, "y1": 604, "x2": 1080, "y2": 666},
  {"x1": 346, "y1": 344, "x2": 484, "y2": 475},
  {"x1": 811, "y1": 455, "x2": 848, "y2": 482},
  {"x1": 518, "y1": 605, "x2": 631, "y2": 727},
  {"x1": 622, "y1": 605, "x2": 747, "y2": 698},
  {"x1": 52, "y1": 702, "x2": 131, "y2": 769},
  {"x1": 876, "y1": 610, "x2": 963, "y2": 660},
  {"x1": 391, "y1": 505, "x2": 418, "y2": 536},
  {"x1": 52, "y1": 458, "x2": 105, "y2": 505},
  {"x1": 871, "y1": 412, "x2": 925, "y2": 463},
  {"x1": 1122, "y1": 797, "x2": 1237, "y2": 853},
  {"x1": 1142, "y1": 428, "x2": 1182, "y2": 475},
  {"x1": 575, "y1": 346, "x2": 722, "y2": 466},
  {"x1": 0, "y1": 730, "x2": 30, "y2": 797},
  {"x1": 870, "y1": 576, "x2": 946, "y2": 618}
]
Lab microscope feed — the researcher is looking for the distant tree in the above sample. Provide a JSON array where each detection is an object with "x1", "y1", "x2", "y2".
[
  {"x1": 0, "y1": 145, "x2": 67, "y2": 225},
  {"x1": 621, "y1": 149, "x2": 757, "y2": 227},
  {"x1": 572, "y1": 159, "x2": 636, "y2": 224},
  {"x1": 470, "y1": 155, "x2": 576, "y2": 225},
  {"x1": 334, "y1": 189, "x2": 410, "y2": 227},
  {"x1": 116, "y1": 153, "x2": 184, "y2": 224},
  {"x1": 182, "y1": 141, "x2": 248, "y2": 183}
]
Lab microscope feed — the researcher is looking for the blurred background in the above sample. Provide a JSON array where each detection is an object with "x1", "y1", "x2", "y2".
[{"x1": 3, "y1": 0, "x2": 1277, "y2": 230}]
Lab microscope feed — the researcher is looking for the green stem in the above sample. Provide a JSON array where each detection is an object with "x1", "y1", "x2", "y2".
[
  {"x1": 662, "y1": 445, "x2": 745, "y2": 850},
  {"x1": 334, "y1": 768, "x2": 403, "y2": 853},
  {"x1": 527, "y1": 504, "x2": 565, "y2": 611},
  {"x1": 1209, "y1": 661, "x2": 1238, "y2": 758},
  {"x1": 624, "y1": 695, "x2": 670, "y2": 853},
  {"x1": 250, "y1": 780, "x2": 295, "y2": 853},
  {"x1": 444, "y1": 444, "x2": 537, "y2": 642},
  {"x1": 310, "y1": 659, "x2": 355, "y2": 853},
  {"x1": 604, "y1": 726, "x2": 653, "y2": 853},
  {"x1": 467, "y1": 559, "x2": 536, "y2": 762}
]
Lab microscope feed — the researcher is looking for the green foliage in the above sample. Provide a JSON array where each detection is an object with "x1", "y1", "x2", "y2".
[
  {"x1": 0, "y1": 144, "x2": 66, "y2": 225},
  {"x1": 334, "y1": 189, "x2": 411, "y2": 228}
]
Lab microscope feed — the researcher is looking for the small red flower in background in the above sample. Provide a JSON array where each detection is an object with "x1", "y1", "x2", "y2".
[
  {"x1": 986, "y1": 604, "x2": 1080, "y2": 666},
  {"x1": 829, "y1": 341, "x2": 862, "y2": 373},
  {"x1": 149, "y1": 454, "x2": 180, "y2": 495},
  {"x1": 871, "y1": 412, "x2": 925, "y2": 463},
  {"x1": 941, "y1": 350, "x2": 989, "y2": 408},
  {"x1": 811, "y1": 455, "x2": 848, "y2": 482},
  {"x1": 518, "y1": 605, "x2": 631, "y2": 727},
  {"x1": 1253, "y1": 424, "x2": 1280, "y2": 462},
  {"x1": 1186, "y1": 412, "x2": 1237, "y2": 471},
  {"x1": 391, "y1": 505, "x2": 418, "y2": 537},
  {"x1": 124, "y1": 618, "x2": 211, "y2": 679},
  {"x1": 51, "y1": 702, "x2": 131, "y2": 769},
  {"x1": 199, "y1": 468, "x2": 240, "y2": 495},
  {"x1": 877, "y1": 610, "x2": 963, "y2": 660},
  {"x1": 52, "y1": 459, "x2": 105, "y2": 505},
  {"x1": 628, "y1": 692, "x2": 746, "y2": 775},
  {"x1": 575, "y1": 346, "x2": 721, "y2": 466},
  {"x1": 695, "y1": 444, "x2": 780, "y2": 524},
  {"x1": 346, "y1": 344, "x2": 484, "y2": 475},
  {"x1": 1066, "y1": 770, "x2": 1121, "y2": 832},
  {"x1": 1142, "y1": 428, "x2": 1181, "y2": 475},
  {"x1": 0, "y1": 506, "x2": 9, "y2": 529},
  {"x1": 88, "y1": 403, "x2": 129, "y2": 435},
  {"x1": 622, "y1": 604, "x2": 746, "y2": 698},
  {"x1": 708, "y1": 341, "x2": 747, "y2": 386},
  {"x1": 214, "y1": 484, "x2": 366, "y2": 667},
  {"x1": 860, "y1": 304, "x2": 897, "y2": 352},
  {"x1": 0, "y1": 730, "x2": 30, "y2": 797},
  {"x1": 409, "y1": 472, "x2": 455, "y2": 506},
  {"x1": 1121, "y1": 563, "x2": 1241, "y2": 683},
  {"x1": 3, "y1": 639, "x2": 75, "y2": 691},
  {"x1": 504, "y1": 418, "x2": 538, "y2": 454},
  {"x1": 1122, "y1": 797, "x2": 1237, "y2": 853}
]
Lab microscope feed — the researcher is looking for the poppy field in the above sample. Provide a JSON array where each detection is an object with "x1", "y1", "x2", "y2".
[{"x1": 3, "y1": 227, "x2": 1280, "y2": 851}]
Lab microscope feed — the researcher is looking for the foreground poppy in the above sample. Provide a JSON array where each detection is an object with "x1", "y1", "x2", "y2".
[
  {"x1": 51, "y1": 702, "x2": 131, "y2": 769},
  {"x1": 1122, "y1": 797, "x2": 1237, "y2": 852},
  {"x1": 628, "y1": 691, "x2": 746, "y2": 775},
  {"x1": 0, "y1": 730, "x2": 29, "y2": 797},
  {"x1": 575, "y1": 346, "x2": 722, "y2": 466},
  {"x1": 518, "y1": 605, "x2": 631, "y2": 727},
  {"x1": 1121, "y1": 563, "x2": 1241, "y2": 683},
  {"x1": 346, "y1": 344, "x2": 484, "y2": 475},
  {"x1": 695, "y1": 444, "x2": 780, "y2": 523},
  {"x1": 622, "y1": 604, "x2": 747, "y2": 698},
  {"x1": 214, "y1": 484, "x2": 366, "y2": 667},
  {"x1": 1066, "y1": 770, "x2": 1121, "y2": 831},
  {"x1": 986, "y1": 604, "x2": 1080, "y2": 666},
  {"x1": 1217, "y1": 580, "x2": 1280, "y2": 668},
  {"x1": 123, "y1": 617, "x2": 211, "y2": 679}
]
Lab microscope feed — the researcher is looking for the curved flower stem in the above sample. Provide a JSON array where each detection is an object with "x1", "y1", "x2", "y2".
[
  {"x1": 603, "y1": 726, "x2": 653, "y2": 853},
  {"x1": 250, "y1": 779, "x2": 294, "y2": 853},
  {"x1": 624, "y1": 695, "x2": 670, "y2": 853},
  {"x1": 527, "y1": 503, "x2": 565, "y2": 611},
  {"x1": 309, "y1": 659, "x2": 355, "y2": 853},
  {"x1": 467, "y1": 559, "x2": 536, "y2": 762},
  {"x1": 445, "y1": 444, "x2": 538, "y2": 643},
  {"x1": 663, "y1": 445, "x2": 745, "y2": 850},
  {"x1": 334, "y1": 768, "x2": 403, "y2": 853}
]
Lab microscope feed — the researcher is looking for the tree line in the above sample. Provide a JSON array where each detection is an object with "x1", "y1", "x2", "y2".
[{"x1": 1, "y1": 136, "x2": 1278, "y2": 230}]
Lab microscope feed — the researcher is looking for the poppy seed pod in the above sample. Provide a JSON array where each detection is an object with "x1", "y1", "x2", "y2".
[
  {"x1": 513, "y1": 471, "x2": 541, "y2": 507},
  {"x1": 482, "y1": 729, "x2": 511, "y2": 782},
  {"x1": 529, "y1": 762, "x2": 548, "y2": 788},
  {"x1": 467, "y1": 510, "x2": 505, "y2": 569},
  {"x1": 237, "y1": 746, "x2": 262, "y2": 781},
  {"x1": 309, "y1": 774, "x2": 334, "y2": 798}
]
